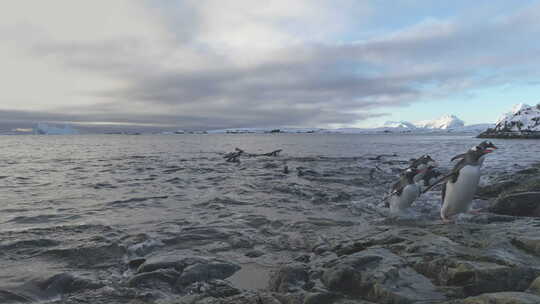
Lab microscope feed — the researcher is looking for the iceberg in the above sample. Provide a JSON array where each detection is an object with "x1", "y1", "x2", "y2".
[{"x1": 34, "y1": 123, "x2": 79, "y2": 135}]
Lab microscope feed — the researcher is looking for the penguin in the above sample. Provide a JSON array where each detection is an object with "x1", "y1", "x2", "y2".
[
  {"x1": 409, "y1": 154, "x2": 437, "y2": 170},
  {"x1": 449, "y1": 141, "x2": 497, "y2": 167},
  {"x1": 420, "y1": 165, "x2": 441, "y2": 191},
  {"x1": 388, "y1": 168, "x2": 422, "y2": 213},
  {"x1": 440, "y1": 144, "x2": 496, "y2": 221},
  {"x1": 409, "y1": 155, "x2": 438, "y2": 184},
  {"x1": 477, "y1": 141, "x2": 498, "y2": 166}
]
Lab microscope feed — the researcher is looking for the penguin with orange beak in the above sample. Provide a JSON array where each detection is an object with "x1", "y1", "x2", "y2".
[{"x1": 440, "y1": 142, "x2": 497, "y2": 221}]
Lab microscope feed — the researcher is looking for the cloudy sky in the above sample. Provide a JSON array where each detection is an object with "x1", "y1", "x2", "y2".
[{"x1": 1, "y1": 0, "x2": 540, "y2": 130}]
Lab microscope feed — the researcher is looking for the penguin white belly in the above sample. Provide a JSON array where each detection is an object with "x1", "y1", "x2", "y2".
[
  {"x1": 478, "y1": 155, "x2": 486, "y2": 167},
  {"x1": 390, "y1": 184, "x2": 420, "y2": 213},
  {"x1": 441, "y1": 165, "x2": 481, "y2": 218}
]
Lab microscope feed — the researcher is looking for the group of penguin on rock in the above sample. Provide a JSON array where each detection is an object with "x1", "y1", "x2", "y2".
[{"x1": 385, "y1": 140, "x2": 498, "y2": 223}]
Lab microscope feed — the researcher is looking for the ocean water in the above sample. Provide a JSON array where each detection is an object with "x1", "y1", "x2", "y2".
[{"x1": 1, "y1": 134, "x2": 539, "y2": 301}]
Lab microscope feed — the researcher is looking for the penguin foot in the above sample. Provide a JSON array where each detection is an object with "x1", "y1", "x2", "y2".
[
  {"x1": 440, "y1": 214, "x2": 454, "y2": 224},
  {"x1": 441, "y1": 218, "x2": 454, "y2": 224}
]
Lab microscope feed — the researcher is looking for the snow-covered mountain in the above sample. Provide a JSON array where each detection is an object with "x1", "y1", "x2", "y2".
[
  {"x1": 377, "y1": 115, "x2": 465, "y2": 131},
  {"x1": 414, "y1": 114, "x2": 465, "y2": 129},
  {"x1": 382, "y1": 121, "x2": 417, "y2": 129},
  {"x1": 478, "y1": 103, "x2": 540, "y2": 138},
  {"x1": 203, "y1": 114, "x2": 487, "y2": 135},
  {"x1": 494, "y1": 103, "x2": 540, "y2": 132}
]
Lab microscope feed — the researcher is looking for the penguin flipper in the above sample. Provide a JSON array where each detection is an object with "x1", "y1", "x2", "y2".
[
  {"x1": 391, "y1": 180, "x2": 405, "y2": 196},
  {"x1": 449, "y1": 159, "x2": 466, "y2": 183},
  {"x1": 441, "y1": 182, "x2": 447, "y2": 205},
  {"x1": 450, "y1": 171, "x2": 459, "y2": 183}
]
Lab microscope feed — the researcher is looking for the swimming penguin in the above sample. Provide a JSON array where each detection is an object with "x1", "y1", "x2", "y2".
[
  {"x1": 388, "y1": 168, "x2": 422, "y2": 213},
  {"x1": 440, "y1": 144, "x2": 497, "y2": 221}
]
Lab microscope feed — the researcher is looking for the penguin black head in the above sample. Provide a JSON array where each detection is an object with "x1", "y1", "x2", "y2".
[
  {"x1": 401, "y1": 167, "x2": 421, "y2": 183},
  {"x1": 409, "y1": 154, "x2": 437, "y2": 168},
  {"x1": 451, "y1": 141, "x2": 497, "y2": 162},
  {"x1": 478, "y1": 140, "x2": 498, "y2": 152},
  {"x1": 466, "y1": 145, "x2": 496, "y2": 163}
]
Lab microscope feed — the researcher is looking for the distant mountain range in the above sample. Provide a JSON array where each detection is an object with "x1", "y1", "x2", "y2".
[
  {"x1": 380, "y1": 114, "x2": 466, "y2": 131},
  {"x1": 205, "y1": 115, "x2": 493, "y2": 134},
  {"x1": 3, "y1": 112, "x2": 522, "y2": 135}
]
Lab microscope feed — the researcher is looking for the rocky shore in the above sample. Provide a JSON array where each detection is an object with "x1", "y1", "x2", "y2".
[
  {"x1": 477, "y1": 130, "x2": 540, "y2": 139},
  {"x1": 2, "y1": 155, "x2": 540, "y2": 304}
]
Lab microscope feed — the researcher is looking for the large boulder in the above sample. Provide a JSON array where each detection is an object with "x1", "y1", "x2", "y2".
[
  {"x1": 268, "y1": 264, "x2": 310, "y2": 293},
  {"x1": 321, "y1": 248, "x2": 446, "y2": 304},
  {"x1": 527, "y1": 276, "x2": 540, "y2": 295},
  {"x1": 512, "y1": 236, "x2": 540, "y2": 256},
  {"x1": 489, "y1": 192, "x2": 540, "y2": 217},
  {"x1": 38, "y1": 273, "x2": 104, "y2": 294},
  {"x1": 127, "y1": 268, "x2": 180, "y2": 289},
  {"x1": 176, "y1": 261, "x2": 240, "y2": 286},
  {"x1": 415, "y1": 259, "x2": 537, "y2": 296},
  {"x1": 460, "y1": 292, "x2": 540, "y2": 304}
]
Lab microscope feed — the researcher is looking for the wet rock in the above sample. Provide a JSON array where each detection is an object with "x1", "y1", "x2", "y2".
[
  {"x1": 321, "y1": 248, "x2": 446, "y2": 304},
  {"x1": 205, "y1": 281, "x2": 241, "y2": 298},
  {"x1": 458, "y1": 291, "x2": 540, "y2": 304},
  {"x1": 162, "y1": 227, "x2": 231, "y2": 247},
  {"x1": 464, "y1": 214, "x2": 516, "y2": 224},
  {"x1": 229, "y1": 236, "x2": 255, "y2": 249},
  {"x1": 268, "y1": 264, "x2": 311, "y2": 293},
  {"x1": 517, "y1": 168, "x2": 540, "y2": 175},
  {"x1": 127, "y1": 268, "x2": 180, "y2": 289},
  {"x1": 184, "y1": 280, "x2": 241, "y2": 298},
  {"x1": 489, "y1": 192, "x2": 540, "y2": 217},
  {"x1": 476, "y1": 181, "x2": 519, "y2": 198},
  {"x1": 245, "y1": 250, "x2": 265, "y2": 258},
  {"x1": 272, "y1": 292, "x2": 305, "y2": 304},
  {"x1": 240, "y1": 215, "x2": 271, "y2": 228},
  {"x1": 39, "y1": 273, "x2": 104, "y2": 294},
  {"x1": 176, "y1": 261, "x2": 240, "y2": 286},
  {"x1": 136, "y1": 256, "x2": 210, "y2": 276},
  {"x1": 528, "y1": 276, "x2": 540, "y2": 295},
  {"x1": 303, "y1": 292, "x2": 341, "y2": 304},
  {"x1": 0, "y1": 289, "x2": 32, "y2": 303},
  {"x1": 44, "y1": 243, "x2": 126, "y2": 268},
  {"x1": 334, "y1": 233, "x2": 406, "y2": 256},
  {"x1": 512, "y1": 236, "x2": 540, "y2": 256},
  {"x1": 196, "y1": 197, "x2": 250, "y2": 207},
  {"x1": 294, "y1": 254, "x2": 311, "y2": 263},
  {"x1": 416, "y1": 259, "x2": 537, "y2": 296},
  {"x1": 128, "y1": 258, "x2": 146, "y2": 269},
  {"x1": 188, "y1": 291, "x2": 282, "y2": 304}
]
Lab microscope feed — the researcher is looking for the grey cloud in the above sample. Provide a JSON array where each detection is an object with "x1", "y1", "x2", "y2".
[{"x1": 14, "y1": 2, "x2": 540, "y2": 129}]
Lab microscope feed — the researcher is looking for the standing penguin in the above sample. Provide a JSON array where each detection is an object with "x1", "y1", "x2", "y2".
[
  {"x1": 388, "y1": 168, "x2": 422, "y2": 213},
  {"x1": 440, "y1": 144, "x2": 497, "y2": 221}
]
